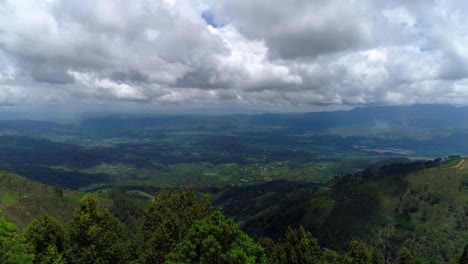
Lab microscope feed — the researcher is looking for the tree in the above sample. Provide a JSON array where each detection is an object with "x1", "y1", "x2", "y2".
[
  {"x1": 280, "y1": 226, "x2": 323, "y2": 264},
  {"x1": 258, "y1": 237, "x2": 284, "y2": 264},
  {"x1": 108, "y1": 189, "x2": 144, "y2": 235},
  {"x1": 67, "y1": 195, "x2": 128, "y2": 264},
  {"x1": 376, "y1": 224, "x2": 395, "y2": 263},
  {"x1": 0, "y1": 210, "x2": 34, "y2": 263},
  {"x1": 343, "y1": 240, "x2": 372, "y2": 264},
  {"x1": 322, "y1": 248, "x2": 341, "y2": 264},
  {"x1": 140, "y1": 188, "x2": 212, "y2": 264},
  {"x1": 40, "y1": 245, "x2": 66, "y2": 264},
  {"x1": 24, "y1": 213, "x2": 67, "y2": 264},
  {"x1": 259, "y1": 226, "x2": 323, "y2": 264},
  {"x1": 165, "y1": 210, "x2": 266, "y2": 264},
  {"x1": 397, "y1": 247, "x2": 416, "y2": 264}
]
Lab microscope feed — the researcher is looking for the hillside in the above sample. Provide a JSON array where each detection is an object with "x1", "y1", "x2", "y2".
[
  {"x1": 0, "y1": 171, "x2": 87, "y2": 227},
  {"x1": 1, "y1": 156, "x2": 466, "y2": 262},
  {"x1": 214, "y1": 157, "x2": 468, "y2": 262}
]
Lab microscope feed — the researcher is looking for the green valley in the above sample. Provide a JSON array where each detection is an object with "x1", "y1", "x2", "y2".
[{"x1": 1, "y1": 105, "x2": 468, "y2": 263}]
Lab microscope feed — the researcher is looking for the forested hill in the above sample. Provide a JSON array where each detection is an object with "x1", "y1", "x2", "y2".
[
  {"x1": 213, "y1": 157, "x2": 468, "y2": 263},
  {"x1": 1, "y1": 157, "x2": 467, "y2": 263}
]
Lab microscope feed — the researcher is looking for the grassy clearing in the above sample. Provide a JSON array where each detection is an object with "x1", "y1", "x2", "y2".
[{"x1": 0, "y1": 192, "x2": 19, "y2": 206}]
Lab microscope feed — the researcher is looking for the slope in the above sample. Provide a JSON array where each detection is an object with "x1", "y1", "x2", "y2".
[
  {"x1": 0, "y1": 171, "x2": 87, "y2": 227},
  {"x1": 214, "y1": 157, "x2": 468, "y2": 262}
]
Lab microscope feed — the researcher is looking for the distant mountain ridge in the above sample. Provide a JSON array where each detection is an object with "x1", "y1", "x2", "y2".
[
  {"x1": 253, "y1": 104, "x2": 468, "y2": 130},
  {"x1": 1, "y1": 104, "x2": 468, "y2": 132}
]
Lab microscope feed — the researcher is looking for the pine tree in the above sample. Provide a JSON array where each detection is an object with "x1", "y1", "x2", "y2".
[
  {"x1": 343, "y1": 240, "x2": 372, "y2": 264},
  {"x1": 165, "y1": 210, "x2": 266, "y2": 264},
  {"x1": 322, "y1": 248, "x2": 341, "y2": 264},
  {"x1": 259, "y1": 226, "x2": 324, "y2": 264},
  {"x1": 67, "y1": 195, "x2": 128, "y2": 264},
  {"x1": 280, "y1": 226, "x2": 323, "y2": 264},
  {"x1": 140, "y1": 188, "x2": 212, "y2": 264},
  {"x1": 24, "y1": 213, "x2": 66, "y2": 264},
  {"x1": 258, "y1": 237, "x2": 283, "y2": 264}
]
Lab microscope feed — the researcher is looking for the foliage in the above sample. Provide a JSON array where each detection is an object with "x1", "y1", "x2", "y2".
[
  {"x1": 139, "y1": 188, "x2": 212, "y2": 264},
  {"x1": 280, "y1": 226, "x2": 322, "y2": 264},
  {"x1": 0, "y1": 210, "x2": 34, "y2": 264},
  {"x1": 343, "y1": 240, "x2": 372, "y2": 264},
  {"x1": 165, "y1": 210, "x2": 266, "y2": 264},
  {"x1": 0, "y1": 171, "x2": 84, "y2": 228},
  {"x1": 66, "y1": 195, "x2": 128, "y2": 264},
  {"x1": 322, "y1": 248, "x2": 341, "y2": 264},
  {"x1": 397, "y1": 247, "x2": 416, "y2": 264},
  {"x1": 259, "y1": 226, "x2": 323, "y2": 264},
  {"x1": 108, "y1": 189, "x2": 145, "y2": 235},
  {"x1": 24, "y1": 213, "x2": 67, "y2": 264},
  {"x1": 40, "y1": 245, "x2": 67, "y2": 264}
]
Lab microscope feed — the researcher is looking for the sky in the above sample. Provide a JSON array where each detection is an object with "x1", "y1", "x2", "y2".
[{"x1": 1, "y1": 0, "x2": 468, "y2": 113}]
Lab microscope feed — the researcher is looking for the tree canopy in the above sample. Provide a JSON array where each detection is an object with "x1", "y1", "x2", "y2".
[
  {"x1": 140, "y1": 188, "x2": 212, "y2": 263},
  {"x1": 260, "y1": 226, "x2": 323, "y2": 264},
  {"x1": 165, "y1": 210, "x2": 266, "y2": 264},
  {"x1": 66, "y1": 195, "x2": 128, "y2": 264},
  {"x1": 24, "y1": 213, "x2": 66, "y2": 264},
  {"x1": 0, "y1": 210, "x2": 34, "y2": 264}
]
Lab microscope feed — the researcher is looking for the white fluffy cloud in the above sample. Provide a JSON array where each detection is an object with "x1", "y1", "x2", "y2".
[{"x1": 1, "y1": 0, "x2": 468, "y2": 110}]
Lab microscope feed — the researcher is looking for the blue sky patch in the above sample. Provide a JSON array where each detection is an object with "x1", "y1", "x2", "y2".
[{"x1": 202, "y1": 10, "x2": 218, "y2": 28}]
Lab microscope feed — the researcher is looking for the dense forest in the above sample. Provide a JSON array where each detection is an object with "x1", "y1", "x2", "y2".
[
  {"x1": 1, "y1": 184, "x2": 467, "y2": 263},
  {"x1": 2, "y1": 189, "x2": 467, "y2": 264}
]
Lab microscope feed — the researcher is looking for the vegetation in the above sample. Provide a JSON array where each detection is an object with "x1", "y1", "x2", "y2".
[
  {"x1": 0, "y1": 175, "x2": 466, "y2": 263},
  {"x1": 140, "y1": 189, "x2": 212, "y2": 263},
  {"x1": 0, "y1": 109, "x2": 468, "y2": 263},
  {"x1": 0, "y1": 171, "x2": 84, "y2": 228},
  {"x1": 165, "y1": 211, "x2": 266, "y2": 264},
  {"x1": 24, "y1": 213, "x2": 67, "y2": 263},
  {"x1": 214, "y1": 157, "x2": 468, "y2": 263},
  {"x1": 4, "y1": 107, "x2": 468, "y2": 190},
  {"x1": 66, "y1": 195, "x2": 128, "y2": 263},
  {"x1": 259, "y1": 226, "x2": 322, "y2": 264},
  {"x1": 0, "y1": 210, "x2": 34, "y2": 263}
]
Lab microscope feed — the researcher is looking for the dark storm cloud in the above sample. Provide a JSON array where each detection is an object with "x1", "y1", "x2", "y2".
[
  {"x1": 111, "y1": 71, "x2": 149, "y2": 84},
  {"x1": 32, "y1": 66, "x2": 75, "y2": 84},
  {"x1": 211, "y1": 0, "x2": 377, "y2": 59}
]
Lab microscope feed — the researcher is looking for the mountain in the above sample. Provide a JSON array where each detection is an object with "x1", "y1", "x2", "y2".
[
  {"x1": 0, "y1": 155, "x2": 466, "y2": 262},
  {"x1": 213, "y1": 157, "x2": 468, "y2": 262},
  {"x1": 2, "y1": 104, "x2": 468, "y2": 132},
  {"x1": 250, "y1": 104, "x2": 468, "y2": 131}
]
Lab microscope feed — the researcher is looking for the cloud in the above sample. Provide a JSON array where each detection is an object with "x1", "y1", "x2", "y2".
[
  {"x1": 0, "y1": 85, "x2": 26, "y2": 105},
  {"x1": 211, "y1": 0, "x2": 379, "y2": 59},
  {"x1": 1, "y1": 0, "x2": 468, "y2": 109}
]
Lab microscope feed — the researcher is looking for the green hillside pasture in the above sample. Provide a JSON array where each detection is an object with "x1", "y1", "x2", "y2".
[{"x1": 0, "y1": 171, "x2": 85, "y2": 227}]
